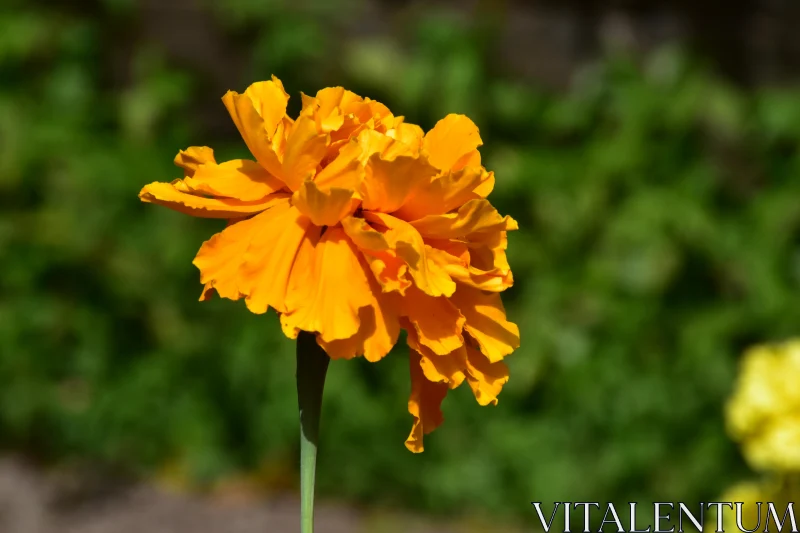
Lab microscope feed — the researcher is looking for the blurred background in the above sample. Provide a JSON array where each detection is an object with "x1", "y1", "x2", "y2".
[{"x1": 2, "y1": 0, "x2": 800, "y2": 531}]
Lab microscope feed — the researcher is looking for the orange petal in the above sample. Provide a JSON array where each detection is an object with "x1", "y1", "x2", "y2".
[
  {"x1": 174, "y1": 146, "x2": 216, "y2": 176},
  {"x1": 280, "y1": 221, "x2": 319, "y2": 336},
  {"x1": 345, "y1": 98, "x2": 394, "y2": 132},
  {"x1": 360, "y1": 152, "x2": 439, "y2": 213},
  {"x1": 341, "y1": 216, "x2": 389, "y2": 251},
  {"x1": 364, "y1": 212, "x2": 455, "y2": 298},
  {"x1": 292, "y1": 181, "x2": 357, "y2": 227},
  {"x1": 401, "y1": 286, "x2": 465, "y2": 356},
  {"x1": 222, "y1": 78, "x2": 287, "y2": 180},
  {"x1": 191, "y1": 201, "x2": 315, "y2": 313},
  {"x1": 393, "y1": 166, "x2": 485, "y2": 221},
  {"x1": 301, "y1": 86, "x2": 364, "y2": 134},
  {"x1": 364, "y1": 251, "x2": 412, "y2": 294},
  {"x1": 139, "y1": 182, "x2": 289, "y2": 218},
  {"x1": 318, "y1": 259, "x2": 401, "y2": 362},
  {"x1": 427, "y1": 245, "x2": 513, "y2": 292},
  {"x1": 449, "y1": 285, "x2": 519, "y2": 363},
  {"x1": 239, "y1": 206, "x2": 319, "y2": 314},
  {"x1": 465, "y1": 343, "x2": 509, "y2": 406},
  {"x1": 357, "y1": 129, "x2": 394, "y2": 162},
  {"x1": 281, "y1": 228, "x2": 374, "y2": 342},
  {"x1": 467, "y1": 229, "x2": 511, "y2": 272},
  {"x1": 405, "y1": 325, "x2": 467, "y2": 387},
  {"x1": 199, "y1": 282, "x2": 215, "y2": 301},
  {"x1": 313, "y1": 140, "x2": 365, "y2": 191},
  {"x1": 423, "y1": 114, "x2": 482, "y2": 171},
  {"x1": 199, "y1": 218, "x2": 247, "y2": 302},
  {"x1": 473, "y1": 170, "x2": 495, "y2": 198},
  {"x1": 244, "y1": 77, "x2": 290, "y2": 136},
  {"x1": 281, "y1": 115, "x2": 330, "y2": 191},
  {"x1": 183, "y1": 159, "x2": 285, "y2": 201},
  {"x1": 410, "y1": 199, "x2": 518, "y2": 240},
  {"x1": 341, "y1": 217, "x2": 412, "y2": 293},
  {"x1": 387, "y1": 122, "x2": 424, "y2": 155},
  {"x1": 449, "y1": 266, "x2": 513, "y2": 292},
  {"x1": 405, "y1": 349, "x2": 449, "y2": 453}
]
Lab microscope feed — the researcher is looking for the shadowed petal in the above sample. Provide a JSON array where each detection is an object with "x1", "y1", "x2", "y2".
[
  {"x1": 292, "y1": 181, "x2": 357, "y2": 227},
  {"x1": 405, "y1": 325, "x2": 467, "y2": 387},
  {"x1": 405, "y1": 349, "x2": 449, "y2": 453},
  {"x1": 139, "y1": 183, "x2": 289, "y2": 218},
  {"x1": 401, "y1": 286, "x2": 465, "y2": 356},
  {"x1": 393, "y1": 166, "x2": 486, "y2": 221},
  {"x1": 281, "y1": 115, "x2": 330, "y2": 191},
  {"x1": 360, "y1": 152, "x2": 439, "y2": 213},
  {"x1": 364, "y1": 212, "x2": 455, "y2": 297},
  {"x1": 426, "y1": 245, "x2": 513, "y2": 292},
  {"x1": 281, "y1": 228, "x2": 373, "y2": 342},
  {"x1": 318, "y1": 257, "x2": 401, "y2": 362},
  {"x1": 192, "y1": 201, "x2": 316, "y2": 314},
  {"x1": 313, "y1": 141, "x2": 365, "y2": 191},
  {"x1": 222, "y1": 78, "x2": 288, "y2": 180},
  {"x1": 410, "y1": 199, "x2": 518, "y2": 240},
  {"x1": 465, "y1": 343, "x2": 509, "y2": 406},
  {"x1": 184, "y1": 159, "x2": 285, "y2": 201},
  {"x1": 449, "y1": 285, "x2": 519, "y2": 363},
  {"x1": 174, "y1": 146, "x2": 216, "y2": 175}
]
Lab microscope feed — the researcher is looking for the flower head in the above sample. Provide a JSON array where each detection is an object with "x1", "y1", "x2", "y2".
[
  {"x1": 726, "y1": 339, "x2": 800, "y2": 471},
  {"x1": 139, "y1": 76, "x2": 519, "y2": 452}
]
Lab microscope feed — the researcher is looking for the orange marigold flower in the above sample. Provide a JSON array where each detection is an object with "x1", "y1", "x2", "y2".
[{"x1": 139, "y1": 76, "x2": 520, "y2": 452}]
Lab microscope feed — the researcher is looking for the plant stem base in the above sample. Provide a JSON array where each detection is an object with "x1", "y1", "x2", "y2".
[{"x1": 296, "y1": 332, "x2": 330, "y2": 533}]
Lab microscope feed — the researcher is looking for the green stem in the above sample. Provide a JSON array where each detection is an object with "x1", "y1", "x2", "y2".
[{"x1": 296, "y1": 331, "x2": 330, "y2": 533}]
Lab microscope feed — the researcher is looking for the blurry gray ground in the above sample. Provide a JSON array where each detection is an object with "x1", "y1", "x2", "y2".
[{"x1": 0, "y1": 457, "x2": 473, "y2": 533}]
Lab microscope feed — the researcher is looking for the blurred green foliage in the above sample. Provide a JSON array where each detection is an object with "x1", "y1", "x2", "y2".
[{"x1": 2, "y1": 0, "x2": 800, "y2": 525}]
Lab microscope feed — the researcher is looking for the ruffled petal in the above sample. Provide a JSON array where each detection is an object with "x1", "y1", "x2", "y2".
[
  {"x1": 313, "y1": 140, "x2": 364, "y2": 191},
  {"x1": 281, "y1": 115, "x2": 330, "y2": 191},
  {"x1": 405, "y1": 325, "x2": 467, "y2": 387},
  {"x1": 222, "y1": 78, "x2": 288, "y2": 180},
  {"x1": 183, "y1": 159, "x2": 285, "y2": 201},
  {"x1": 341, "y1": 217, "x2": 413, "y2": 294},
  {"x1": 392, "y1": 166, "x2": 486, "y2": 221},
  {"x1": 364, "y1": 252, "x2": 412, "y2": 294},
  {"x1": 465, "y1": 343, "x2": 509, "y2": 406},
  {"x1": 301, "y1": 86, "x2": 363, "y2": 135},
  {"x1": 449, "y1": 285, "x2": 520, "y2": 363},
  {"x1": 192, "y1": 200, "x2": 316, "y2": 314},
  {"x1": 281, "y1": 228, "x2": 373, "y2": 342},
  {"x1": 405, "y1": 349, "x2": 449, "y2": 453},
  {"x1": 199, "y1": 282, "x2": 215, "y2": 301},
  {"x1": 139, "y1": 182, "x2": 289, "y2": 218},
  {"x1": 422, "y1": 114, "x2": 482, "y2": 171},
  {"x1": 409, "y1": 199, "x2": 518, "y2": 240},
  {"x1": 174, "y1": 146, "x2": 216, "y2": 176},
  {"x1": 318, "y1": 260, "x2": 401, "y2": 362},
  {"x1": 291, "y1": 181, "x2": 357, "y2": 227},
  {"x1": 387, "y1": 122, "x2": 424, "y2": 155},
  {"x1": 364, "y1": 212, "x2": 455, "y2": 297},
  {"x1": 239, "y1": 206, "x2": 319, "y2": 314},
  {"x1": 360, "y1": 152, "x2": 439, "y2": 213},
  {"x1": 473, "y1": 170, "x2": 495, "y2": 198},
  {"x1": 401, "y1": 286, "x2": 465, "y2": 356},
  {"x1": 346, "y1": 98, "x2": 395, "y2": 133},
  {"x1": 426, "y1": 245, "x2": 513, "y2": 292},
  {"x1": 466, "y1": 230, "x2": 511, "y2": 272},
  {"x1": 244, "y1": 77, "x2": 290, "y2": 136},
  {"x1": 341, "y1": 216, "x2": 389, "y2": 251}
]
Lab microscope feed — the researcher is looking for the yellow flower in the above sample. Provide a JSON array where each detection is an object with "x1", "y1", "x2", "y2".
[
  {"x1": 704, "y1": 481, "x2": 772, "y2": 533},
  {"x1": 727, "y1": 339, "x2": 800, "y2": 471},
  {"x1": 139, "y1": 76, "x2": 519, "y2": 452}
]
